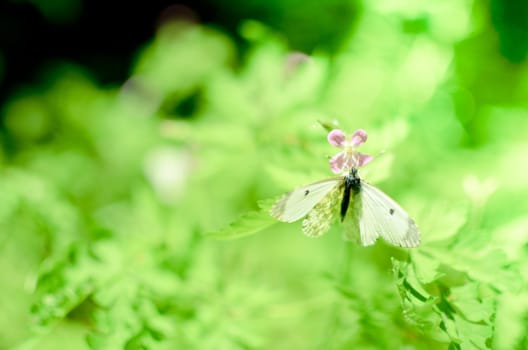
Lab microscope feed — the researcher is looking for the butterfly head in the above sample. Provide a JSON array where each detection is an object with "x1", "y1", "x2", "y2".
[{"x1": 345, "y1": 167, "x2": 361, "y2": 193}]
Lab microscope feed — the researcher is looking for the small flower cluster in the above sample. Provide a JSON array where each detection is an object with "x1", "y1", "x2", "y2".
[{"x1": 327, "y1": 129, "x2": 372, "y2": 174}]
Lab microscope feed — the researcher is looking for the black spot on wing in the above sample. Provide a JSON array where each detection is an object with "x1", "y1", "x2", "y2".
[
  {"x1": 389, "y1": 208, "x2": 395, "y2": 215},
  {"x1": 304, "y1": 190, "x2": 310, "y2": 196}
]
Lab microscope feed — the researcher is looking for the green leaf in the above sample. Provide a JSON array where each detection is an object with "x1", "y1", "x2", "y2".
[
  {"x1": 204, "y1": 199, "x2": 277, "y2": 240},
  {"x1": 419, "y1": 246, "x2": 521, "y2": 293}
]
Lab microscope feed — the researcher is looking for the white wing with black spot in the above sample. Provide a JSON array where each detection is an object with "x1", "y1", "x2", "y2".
[
  {"x1": 270, "y1": 178, "x2": 342, "y2": 223},
  {"x1": 358, "y1": 181, "x2": 420, "y2": 247}
]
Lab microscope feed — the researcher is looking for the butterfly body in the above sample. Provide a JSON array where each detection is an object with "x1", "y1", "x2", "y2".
[
  {"x1": 340, "y1": 167, "x2": 361, "y2": 220},
  {"x1": 270, "y1": 168, "x2": 420, "y2": 247}
]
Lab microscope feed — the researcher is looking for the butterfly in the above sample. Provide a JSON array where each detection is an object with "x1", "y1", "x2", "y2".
[{"x1": 270, "y1": 167, "x2": 420, "y2": 247}]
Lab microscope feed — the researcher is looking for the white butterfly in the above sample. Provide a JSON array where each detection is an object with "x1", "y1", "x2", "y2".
[{"x1": 270, "y1": 167, "x2": 420, "y2": 247}]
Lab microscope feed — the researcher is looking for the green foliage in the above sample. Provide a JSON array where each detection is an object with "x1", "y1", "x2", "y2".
[
  {"x1": 2, "y1": 1, "x2": 528, "y2": 349},
  {"x1": 205, "y1": 199, "x2": 277, "y2": 240}
]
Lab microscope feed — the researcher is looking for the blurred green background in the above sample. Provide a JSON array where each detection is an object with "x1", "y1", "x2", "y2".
[{"x1": 1, "y1": 0, "x2": 528, "y2": 349}]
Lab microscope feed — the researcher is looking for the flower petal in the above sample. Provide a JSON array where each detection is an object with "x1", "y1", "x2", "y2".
[
  {"x1": 329, "y1": 152, "x2": 346, "y2": 174},
  {"x1": 357, "y1": 153, "x2": 373, "y2": 167},
  {"x1": 327, "y1": 129, "x2": 346, "y2": 147},
  {"x1": 350, "y1": 129, "x2": 368, "y2": 146}
]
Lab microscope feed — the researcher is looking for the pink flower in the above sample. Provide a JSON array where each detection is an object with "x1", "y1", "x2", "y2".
[{"x1": 328, "y1": 129, "x2": 373, "y2": 174}]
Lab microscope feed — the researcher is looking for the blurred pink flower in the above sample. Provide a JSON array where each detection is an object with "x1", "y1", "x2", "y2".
[{"x1": 328, "y1": 129, "x2": 373, "y2": 174}]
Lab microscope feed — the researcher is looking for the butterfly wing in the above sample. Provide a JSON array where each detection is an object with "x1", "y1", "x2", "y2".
[
  {"x1": 341, "y1": 190, "x2": 362, "y2": 244},
  {"x1": 270, "y1": 178, "x2": 342, "y2": 223},
  {"x1": 358, "y1": 181, "x2": 420, "y2": 247},
  {"x1": 301, "y1": 183, "x2": 343, "y2": 237}
]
